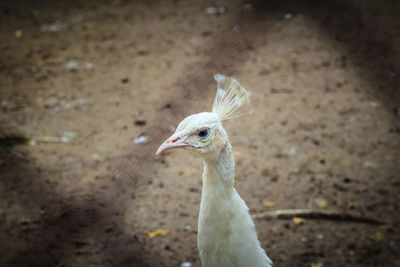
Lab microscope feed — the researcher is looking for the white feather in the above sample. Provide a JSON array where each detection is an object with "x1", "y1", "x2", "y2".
[
  {"x1": 212, "y1": 74, "x2": 251, "y2": 121},
  {"x1": 198, "y1": 141, "x2": 273, "y2": 267}
]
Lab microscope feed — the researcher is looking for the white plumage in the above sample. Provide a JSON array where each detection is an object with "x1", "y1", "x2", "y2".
[
  {"x1": 157, "y1": 74, "x2": 272, "y2": 267},
  {"x1": 212, "y1": 74, "x2": 252, "y2": 121}
]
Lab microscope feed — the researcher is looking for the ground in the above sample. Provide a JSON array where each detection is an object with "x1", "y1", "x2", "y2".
[{"x1": 1, "y1": 0, "x2": 400, "y2": 266}]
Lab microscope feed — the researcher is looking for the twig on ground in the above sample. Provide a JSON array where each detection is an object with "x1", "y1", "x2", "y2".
[{"x1": 252, "y1": 209, "x2": 385, "y2": 225}]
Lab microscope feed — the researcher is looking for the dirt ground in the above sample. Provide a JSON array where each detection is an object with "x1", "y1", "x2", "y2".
[{"x1": 1, "y1": 0, "x2": 400, "y2": 266}]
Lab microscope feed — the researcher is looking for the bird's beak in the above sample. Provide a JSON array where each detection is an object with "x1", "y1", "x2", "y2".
[{"x1": 156, "y1": 132, "x2": 189, "y2": 155}]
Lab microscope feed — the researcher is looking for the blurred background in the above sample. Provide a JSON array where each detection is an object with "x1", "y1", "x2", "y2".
[{"x1": 1, "y1": 0, "x2": 399, "y2": 266}]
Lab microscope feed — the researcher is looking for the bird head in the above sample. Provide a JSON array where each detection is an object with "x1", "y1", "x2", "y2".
[
  {"x1": 156, "y1": 112, "x2": 228, "y2": 159},
  {"x1": 156, "y1": 74, "x2": 251, "y2": 160}
]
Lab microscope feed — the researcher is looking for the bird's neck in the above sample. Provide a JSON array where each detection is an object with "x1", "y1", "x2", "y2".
[{"x1": 202, "y1": 142, "x2": 235, "y2": 194}]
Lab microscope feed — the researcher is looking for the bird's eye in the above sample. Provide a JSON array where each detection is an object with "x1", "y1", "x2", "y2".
[{"x1": 197, "y1": 129, "x2": 209, "y2": 138}]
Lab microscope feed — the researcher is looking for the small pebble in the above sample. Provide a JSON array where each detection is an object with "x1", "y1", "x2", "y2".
[
  {"x1": 65, "y1": 60, "x2": 79, "y2": 70},
  {"x1": 232, "y1": 26, "x2": 240, "y2": 33},
  {"x1": 205, "y1": 7, "x2": 217, "y2": 14},
  {"x1": 301, "y1": 237, "x2": 307, "y2": 242},
  {"x1": 181, "y1": 262, "x2": 192, "y2": 267},
  {"x1": 317, "y1": 233, "x2": 324, "y2": 240},
  {"x1": 85, "y1": 62, "x2": 94, "y2": 69},
  {"x1": 40, "y1": 21, "x2": 67, "y2": 32},
  {"x1": 29, "y1": 140, "x2": 37, "y2": 146},
  {"x1": 205, "y1": 6, "x2": 226, "y2": 15},
  {"x1": 133, "y1": 135, "x2": 148, "y2": 144},
  {"x1": 284, "y1": 13, "x2": 293, "y2": 19}
]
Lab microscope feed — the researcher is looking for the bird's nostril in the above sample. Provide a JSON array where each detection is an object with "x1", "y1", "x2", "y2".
[{"x1": 172, "y1": 137, "x2": 181, "y2": 143}]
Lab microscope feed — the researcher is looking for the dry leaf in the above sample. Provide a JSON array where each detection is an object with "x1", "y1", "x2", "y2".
[
  {"x1": 145, "y1": 229, "x2": 168, "y2": 238},
  {"x1": 311, "y1": 262, "x2": 323, "y2": 267},
  {"x1": 15, "y1": 30, "x2": 22, "y2": 38},
  {"x1": 363, "y1": 161, "x2": 377, "y2": 168},
  {"x1": 315, "y1": 173, "x2": 326, "y2": 180},
  {"x1": 292, "y1": 217, "x2": 305, "y2": 224},
  {"x1": 370, "y1": 232, "x2": 384, "y2": 242},
  {"x1": 314, "y1": 198, "x2": 328, "y2": 208},
  {"x1": 263, "y1": 201, "x2": 276, "y2": 208}
]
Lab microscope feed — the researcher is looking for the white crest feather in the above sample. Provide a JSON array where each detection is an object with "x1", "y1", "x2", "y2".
[{"x1": 212, "y1": 74, "x2": 251, "y2": 121}]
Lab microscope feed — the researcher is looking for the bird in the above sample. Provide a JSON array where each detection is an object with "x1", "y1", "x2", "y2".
[{"x1": 156, "y1": 74, "x2": 272, "y2": 267}]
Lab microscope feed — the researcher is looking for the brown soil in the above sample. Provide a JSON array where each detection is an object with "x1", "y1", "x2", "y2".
[{"x1": 1, "y1": 0, "x2": 399, "y2": 266}]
